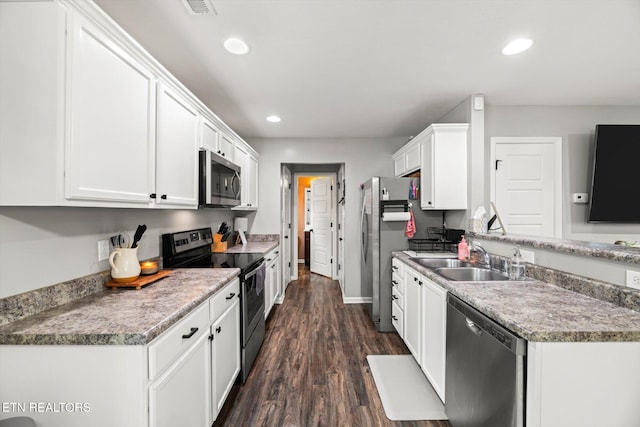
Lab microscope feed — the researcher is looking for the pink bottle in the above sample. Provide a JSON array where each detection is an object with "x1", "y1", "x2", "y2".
[{"x1": 457, "y1": 236, "x2": 469, "y2": 261}]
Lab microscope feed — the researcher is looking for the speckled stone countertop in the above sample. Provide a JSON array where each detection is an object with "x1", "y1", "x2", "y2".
[
  {"x1": 0, "y1": 268, "x2": 239, "y2": 346},
  {"x1": 224, "y1": 239, "x2": 279, "y2": 254},
  {"x1": 394, "y1": 252, "x2": 640, "y2": 342},
  {"x1": 469, "y1": 232, "x2": 640, "y2": 265}
]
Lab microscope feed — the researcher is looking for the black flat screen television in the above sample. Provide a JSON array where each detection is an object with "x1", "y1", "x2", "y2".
[{"x1": 588, "y1": 124, "x2": 640, "y2": 222}]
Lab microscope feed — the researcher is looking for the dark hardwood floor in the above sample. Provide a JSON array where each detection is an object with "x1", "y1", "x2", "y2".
[{"x1": 214, "y1": 266, "x2": 451, "y2": 427}]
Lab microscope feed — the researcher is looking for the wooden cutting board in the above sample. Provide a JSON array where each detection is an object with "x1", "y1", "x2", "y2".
[{"x1": 105, "y1": 270, "x2": 172, "y2": 290}]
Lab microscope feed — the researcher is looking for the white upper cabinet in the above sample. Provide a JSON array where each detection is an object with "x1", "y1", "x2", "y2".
[
  {"x1": 0, "y1": 0, "x2": 258, "y2": 210},
  {"x1": 420, "y1": 124, "x2": 468, "y2": 210},
  {"x1": 200, "y1": 118, "x2": 220, "y2": 152},
  {"x1": 393, "y1": 137, "x2": 422, "y2": 177},
  {"x1": 232, "y1": 142, "x2": 259, "y2": 211},
  {"x1": 65, "y1": 12, "x2": 156, "y2": 205},
  {"x1": 218, "y1": 133, "x2": 234, "y2": 161},
  {"x1": 155, "y1": 84, "x2": 199, "y2": 207}
]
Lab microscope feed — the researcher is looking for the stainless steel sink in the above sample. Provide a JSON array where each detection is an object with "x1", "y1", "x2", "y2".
[
  {"x1": 410, "y1": 258, "x2": 473, "y2": 269},
  {"x1": 434, "y1": 267, "x2": 511, "y2": 282}
]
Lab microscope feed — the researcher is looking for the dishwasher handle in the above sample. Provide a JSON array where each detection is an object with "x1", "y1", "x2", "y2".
[{"x1": 465, "y1": 318, "x2": 483, "y2": 336}]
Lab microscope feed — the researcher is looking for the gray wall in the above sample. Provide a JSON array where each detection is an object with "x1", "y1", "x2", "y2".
[
  {"x1": 485, "y1": 105, "x2": 640, "y2": 243},
  {"x1": 246, "y1": 137, "x2": 407, "y2": 299},
  {"x1": 436, "y1": 95, "x2": 486, "y2": 231},
  {"x1": 0, "y1": 207, "x2": 234, "y2": 298}
]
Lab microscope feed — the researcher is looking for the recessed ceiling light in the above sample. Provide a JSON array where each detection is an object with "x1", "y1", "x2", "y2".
[
  {"x1": 223, "y1": 38, "x2": 249, "y2": 55},
  {"x1": 502, "y1": 38, "x2": 534, "y2": 55},
  {"x1": 266, "y1": 115, "x2": 281, "y2": 123}
]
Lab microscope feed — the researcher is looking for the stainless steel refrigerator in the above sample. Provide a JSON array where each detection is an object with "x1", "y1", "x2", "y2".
[{"x1": 360, "y1": 176, "x2": 414, "y2": 332}]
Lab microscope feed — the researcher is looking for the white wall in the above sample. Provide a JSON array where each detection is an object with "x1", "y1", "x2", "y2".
[
  {"x1": 246, "y1": 137, "x2": 406, "y2": 299},
  {"x1": 0, "y1": 207, "x2": 234, "y2": 298},
  {"x1": 485, "y1": 105, "x2": 640, "y2": 243}
]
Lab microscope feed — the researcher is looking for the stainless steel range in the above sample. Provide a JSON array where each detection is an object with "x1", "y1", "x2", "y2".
[{"x1": 162, "y1": 227, "x2": 266, "y2": 384}]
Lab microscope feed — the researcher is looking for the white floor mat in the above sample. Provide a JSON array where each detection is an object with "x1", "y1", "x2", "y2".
[{"x1": 367, "y1": 354, "x2": 448, "y2": 421}]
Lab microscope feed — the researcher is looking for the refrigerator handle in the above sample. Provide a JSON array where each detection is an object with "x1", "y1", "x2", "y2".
[{"x1": 361, "y1": 195, "x2": 368, "y2": 264}]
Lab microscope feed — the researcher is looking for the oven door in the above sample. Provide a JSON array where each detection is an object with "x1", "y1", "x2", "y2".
[
  {"x1": 198, "y1": 150, "x2": 241, "y2": 208},
  {"x1": 242, "y1": 260, "x2": 266, "y2": 345}
]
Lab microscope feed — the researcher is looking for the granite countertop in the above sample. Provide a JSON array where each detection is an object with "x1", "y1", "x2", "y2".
[
  {"x1": 224, "y1": 240, "x2": 279, "y2": 254},
  {"x1": 0, "y1": 268, "x2": 239, "y2": 346},
  {"x1": 394, "y1": 252, "x2": 640, "y2": 342}
]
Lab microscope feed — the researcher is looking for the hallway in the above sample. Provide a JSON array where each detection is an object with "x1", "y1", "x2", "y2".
[{"x1": 215, "y1": 267, "x2": 451, "y2": 426}]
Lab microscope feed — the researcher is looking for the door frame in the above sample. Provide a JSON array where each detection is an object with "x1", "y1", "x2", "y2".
[
  {"x1": 279, "y1": 164, "x2": 292, "y2": 302},
  {"x1": 489, "y1": 137, "x2": 563, "y2": 238},
  {"x1": 292, "y1": 172, "x2": 338, "y2": 281}
]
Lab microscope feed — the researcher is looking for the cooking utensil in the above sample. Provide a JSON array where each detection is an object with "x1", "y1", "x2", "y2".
[
  {"x1": 221, "y1": 231, "x2": 232, "y2": 242},
  {"x1": 119, "y1": 231, "x2": 131, "y2": 249},
  {"x1": 218, "y1": 222, "x2": 227, "y2": 234},
  {"x1": 131, "y1": 224, "x2": 147, "y2": 249}
]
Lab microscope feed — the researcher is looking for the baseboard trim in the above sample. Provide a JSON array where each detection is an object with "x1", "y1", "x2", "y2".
[{"x1": 343, "y1": 297, "x2": 372, "y2": 304}]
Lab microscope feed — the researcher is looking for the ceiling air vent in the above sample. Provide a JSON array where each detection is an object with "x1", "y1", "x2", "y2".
[{"x1": 182, "y1": 0, "x2": 217, "y2": 15}]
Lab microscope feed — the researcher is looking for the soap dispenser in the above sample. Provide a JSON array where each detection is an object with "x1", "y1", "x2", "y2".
[
  {"x1": 509, "y1": 246, "x2": 525, "y2": 280},
  {"x1": 457, "y1": 236, "x2": 469, "y2": 261}
]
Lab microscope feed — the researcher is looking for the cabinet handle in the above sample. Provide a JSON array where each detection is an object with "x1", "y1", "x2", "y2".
[
  {"x1": 160, "y1": 194, "x2": 167, "y2": 200},
  {"x1": 208, "y1": 334, "x2": 214, "y2": 341},
  {"x1": 392, "y1": 315, "x2": 398, "y2": 321},
  {"x1": 392, "y1": 265, "x2": 398, "y2": 271},
  {"x1": 225, "y1": 293, "x2": 236, "y2": 300},
  {"x1": 392, "y1": 280, "x2": 398, "y2": 285},
  {"x1": 414, "y1": 277, "x2": 418, "y2": 281},
  {"x1": 418, "y1": 281, "x2": 423, "y2": 286},
  {"x1": 266, "y1": 258, "x2": 272, "y2": 262},
  {"x1": 284, "y1": 235, "x2": 289, "y2": 239},
  {"x1": 216, "y1": 326, "x2": 222, "y2": 334},
  {"x1": 217, "y1": 150, "x2": 221, "y2": 154},
  {"x1": 275, "y1": 251, "x2": 279, "y2": 255},
  {"x1": 182, "y1": 327, "x2": 198, "y2": 339},
  {"x1": 392, "y1": 294, "x2": 398, "y2": 300},
  {"x1": 149, "y1": 193, "x2": 157, "y2": 199}
]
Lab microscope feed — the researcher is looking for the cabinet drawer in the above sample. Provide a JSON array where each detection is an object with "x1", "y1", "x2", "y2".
[
  {"x1": 210, "y1": 278, "x2": 240, "y2": 323},
  {"x1": 392, "y1": 271, "x2": 404, "y2": 295},
  {"x1": 148, "y1": 301, "x2": 210, "y2": 380},
  {"x1": 264, "y1": 246, "x2": 280, "y2": 263},
  {"x1": 392, "y1": 284, "x2": 404, "y2": 308},
  {"x1": 392, "y1": 301, "x2": 404, "y2": 337}
]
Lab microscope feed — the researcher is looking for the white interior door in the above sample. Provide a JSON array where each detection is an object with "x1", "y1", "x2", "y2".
[
  {"x1": 310, "y1": 177, "x2": 333, "y2": 277},
  {"x1": 280, "y1": 166, "x2": 292, "y2": 298},
  {"x1": 492, "y1": 137, "x2": 562, "y2": 238}
]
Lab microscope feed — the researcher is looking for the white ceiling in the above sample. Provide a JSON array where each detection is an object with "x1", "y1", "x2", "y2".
[{"x1": 94, "y1": 0, "x2": 640, "y2": 139}]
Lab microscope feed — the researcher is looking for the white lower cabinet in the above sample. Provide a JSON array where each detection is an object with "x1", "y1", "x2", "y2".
[
  {"x1": 264, "y1": 246, "x2": 281, "y2": 319},
  {"x1": 0, "y1": 279, "x2": 241, "y2": 427},
  {"x1": 210, "y1": 292, "x2": 241, "y2": 420},
  {"x1": 398, "y1": 260, "x2": 448, "y2": 403},
  {"x1": 403, "y1": 266, "x2": 422, "y2": 362},
  {"x1": 420, "y1": 276, "x2": 447, "y2": 402},
  {"x1": 149, "y1": 332, "x2": 210, "y2": 427}
]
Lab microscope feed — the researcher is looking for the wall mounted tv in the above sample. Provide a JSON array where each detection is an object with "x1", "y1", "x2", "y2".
[{"x1": 588, "y1": 124, "x2": 640, "y2": 223}]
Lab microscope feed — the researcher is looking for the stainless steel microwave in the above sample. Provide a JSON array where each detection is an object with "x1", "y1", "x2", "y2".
[{"x1": 198, "y1": 150, "x2": 241, "y2": 208}]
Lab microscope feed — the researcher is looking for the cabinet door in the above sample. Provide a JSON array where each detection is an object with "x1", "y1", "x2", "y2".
[
  {"x1": 218, "y1": 133, "x2": 234, "y2": 160},
  {"x1": 393, "y1": 152, "x2": 405, "y2": 177},
  {"x1": 248, "y1": 154, "x2": 259, "y2": 208},
  {"x1": 211, "y1": 299, "x2": 241, "y2": 420},
  {"x1": 233, "y1": 143, "x2": 249, "y2": 207},
  {"x1": 405, "y1": 142, "x2": 421, "y2": 174},
  {"x1": 404, "y1": 268, "x2": 422, "y2": 362},
  {"x1": 66, "y1": 12, "x2": 155, "y2": 204},
  {"x1": 421, "y1": 278, "x2": 447, "y2": 402},
  {"x1": 156, "y1": 84, "x2": 199, "y2": 207},
  {"x1": 200, "y1": 117, "x2": 219, "y2": 152},
  {"x1": 420, "y1": 133, "x2": 435, "y2": 209},
  {"x1": 149, "y1": 332, "x2": 210, "y2": 427}
]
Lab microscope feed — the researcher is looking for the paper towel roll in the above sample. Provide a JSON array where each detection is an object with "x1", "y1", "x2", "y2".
[{"x1": 382, "y1": 212, "x2": 411, "y2": 222}]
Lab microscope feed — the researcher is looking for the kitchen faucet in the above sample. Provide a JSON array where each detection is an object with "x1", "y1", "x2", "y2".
[{"x1": 469, "y1": 241, "x2": 491, "y2": 269}]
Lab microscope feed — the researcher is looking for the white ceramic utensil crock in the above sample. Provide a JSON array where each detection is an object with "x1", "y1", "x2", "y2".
[{"x1": 109, "y1": 247, "x2": 141, "y2": 283}]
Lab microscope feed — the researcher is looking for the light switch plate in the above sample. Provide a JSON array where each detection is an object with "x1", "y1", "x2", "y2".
[{"x1": 98, "y1": 240, "x2": 109, "y2": 261}]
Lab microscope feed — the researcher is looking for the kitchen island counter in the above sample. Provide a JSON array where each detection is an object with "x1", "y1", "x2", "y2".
[{"x1": 0, "y1": 268, "x2": 239, "y2": 346}]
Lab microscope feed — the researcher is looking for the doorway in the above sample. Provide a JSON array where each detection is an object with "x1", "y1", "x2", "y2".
[
  {"x1": 281, "y1": 163, "x2": 342, "y2": 284},
  {"x1": 490, "y1": 137, "x2": 563, "y2": 238}
]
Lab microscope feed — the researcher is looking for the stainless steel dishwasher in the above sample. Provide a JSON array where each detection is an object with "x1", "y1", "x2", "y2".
[{"x1": 445, "y1": 294, "x2": 527, "y2": 427}]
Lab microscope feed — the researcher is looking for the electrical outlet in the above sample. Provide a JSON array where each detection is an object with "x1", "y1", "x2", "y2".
[
  {"x1": 520, "y1": 249, "x2": 535, "y2": 264},
  {"x1": 626, "y1": 270, "x2": 640, "y2": 290},
  {"x1": 98, "y1": 240, "x2": 110, "y2": 261}
]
